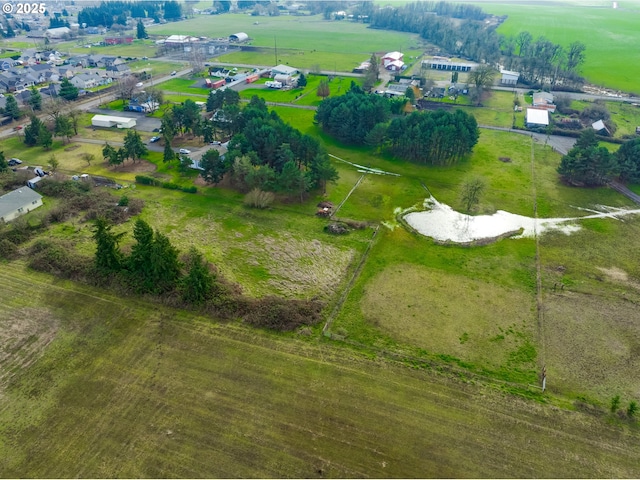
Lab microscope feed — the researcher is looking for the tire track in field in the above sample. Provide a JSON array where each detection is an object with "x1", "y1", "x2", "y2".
[{"x1": 531, "y1": 137, "x2": 546, "y2": 386}]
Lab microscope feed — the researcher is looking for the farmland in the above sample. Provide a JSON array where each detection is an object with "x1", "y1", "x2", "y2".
[
  {"x1": 3, "y1": 3, "x2": 640, "y2": 476},
  {"x1": 484, "y1": 2, "x2": 640, "y2": 94},
  {"x1": 1, "y1": 264, "x2": 640, "y2": 478}
]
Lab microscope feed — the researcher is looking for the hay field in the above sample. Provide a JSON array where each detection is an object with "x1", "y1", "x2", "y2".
[{"x1": 1, "y1": 264, "x2": 640, "y2": 477}]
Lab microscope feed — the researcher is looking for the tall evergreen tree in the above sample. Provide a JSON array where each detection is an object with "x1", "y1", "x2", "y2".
[
  {"x1": 136, "y1": 20, "x2": 147, "y2": 39},
  {"x1": 5, "y1": 95, "x2": 21, "y2": 120},
  {"x1": 180, "y1": 248, "x2": 215, "y2": 305},
  {"x1": 0, "y1": 150, "x2": 7, "y2": 172},
  {"x1": 92, "y1": 217, "x2": 125, "y2": 273},
  {"x1": 123, "y1": 130, "x2": 148, "y2": 163},
  {"x1": 28, "y1": 86, "x2": 42, "y2": 111},
  {"x1": 59, "y1": 77, "x2": 79, "y2": 101}
]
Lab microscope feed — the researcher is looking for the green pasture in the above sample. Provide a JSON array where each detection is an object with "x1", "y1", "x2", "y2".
[
  {"x1": 57, "y1": 39, "x2": 159, "y2": 59},
  {"x1": 149, "y1": 14, "x2": 424, "y2": 55},
  {"x1": 485, "y1": 3, "x2": 640, "y2": 94},
  {"x1": 2, "y1": 265, "x2": 639, "y2": 477},
  {"x1": 128, "y1": 60, "x2": 187, "y2": 77}
]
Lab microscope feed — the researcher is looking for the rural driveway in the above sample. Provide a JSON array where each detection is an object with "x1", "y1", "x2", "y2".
[{"x1": 480, "y1": 125, "x2": 576, "y2": 155}]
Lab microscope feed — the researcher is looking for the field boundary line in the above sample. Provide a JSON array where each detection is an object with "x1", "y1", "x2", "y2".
[
  {"x1": 531, "y1": 138, "x2": 546, "y2": 377},
  {"x1": 322, "y1": 225, "x2": 380, "y2": 335},
  {"x1": 330, "y1": 172, "x2": 366, "y2": 218}
]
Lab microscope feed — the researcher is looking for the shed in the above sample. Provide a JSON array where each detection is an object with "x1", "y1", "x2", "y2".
[
  {"x1": 592, "y1": 119, "x2": 611, "y2": 136},
  {"x1": 0, "y1": 187, "x2": 43, "y2": 222},
  {"x1": 27, "y1": 176, "x2": 44, "y2": 189},
  {"x1": 500, "y1": 70, "x2": 520, "y2": 85},
  {"x1": 91, "y1": 115, "x2": 137, "y2": 129},
  {"x1": 525, "y1": 108, "x2": 549, "y2": 128},
  {"x1": 229, "y1": 32, "x2": 248, "y2": 42},
  {"x1": 272, "y1": 64, "x2": 298, "y2": 76}
]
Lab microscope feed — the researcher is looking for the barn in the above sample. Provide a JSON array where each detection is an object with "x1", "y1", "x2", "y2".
[
  {"x1": 525, "y1": 108, "x2": 549, "y2": 128},
  {"x1": 0, "y1": 187, "x2": 43, "y2": 223},
  {"x1": 91, "y1": 115, "x2": 137, "y2": 129}
]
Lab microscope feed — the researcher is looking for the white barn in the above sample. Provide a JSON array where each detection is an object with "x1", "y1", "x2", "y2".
[
  {"x1": 0, "y1": 187, "x2": 43, "y2": 223},
  {"x1": 91, "y1": 115, "x2": 137, "y2": 129}
]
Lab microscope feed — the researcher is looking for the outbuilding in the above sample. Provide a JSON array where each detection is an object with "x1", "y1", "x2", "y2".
[
  {"x1": 526, "y1": 108, "x2": 549, "y2": 128},
  {"x1": 0, "y1": 187, "x2": 43, "y2": 222},
  {"x1": 91, "y1": 115, "x2": 137, "y2": 129},
  {"x1": 271, "y1": 64, "x2": 298, "y2": 76},
  {"x1": 500, "y1": 70, "x2": 520, "y2": 86},
  {"x1": 229, "y1": 32, "x2": 248, "y2": 42}
]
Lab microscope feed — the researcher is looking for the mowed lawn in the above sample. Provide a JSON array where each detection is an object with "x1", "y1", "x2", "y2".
[
  {"x1": 484, "y1": 2, "x2": 640, "y2": 94},
  {"x1": 1, "y1": 264, "x2": 640, "y2": 478}
]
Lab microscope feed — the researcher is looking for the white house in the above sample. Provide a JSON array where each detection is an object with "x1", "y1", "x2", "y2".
[
  {"x1": 91, "y1": 114, "x2": 137, "y2": 129},
  {"x1": 0, "y1": 187, "x2": 43, "y2": 222},
  {"x1": 526, "y1": 108, "x2": 549, "y2": 128},
  {"x1": 385, "y1": 60, "x2": 405, "y2": 71}
]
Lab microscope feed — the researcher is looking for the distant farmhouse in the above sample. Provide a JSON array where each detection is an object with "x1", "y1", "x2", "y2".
[
  {"x1": 382, "y1": 51, "x2": 405, "y2": 71},
  {"x1": 532, "y1": 92, "x2": 556, "y2": 112},
  {"x1": 0, "y1": 187, "x2": 43, "y2": 223}
]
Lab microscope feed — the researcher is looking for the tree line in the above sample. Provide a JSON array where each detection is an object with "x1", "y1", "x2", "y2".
[
  {"x1": 77, "y1": 1, "x2": 179, "y2": 27},
  {"x1": 558, "y1": 129, "x2": 640, "y2": 186},
  {"x1": 315, "y1": 87, "x2": 479, "y2": 165},
  {"x1": 369, "y1": 1, "x2": 586, "y2": 90}
]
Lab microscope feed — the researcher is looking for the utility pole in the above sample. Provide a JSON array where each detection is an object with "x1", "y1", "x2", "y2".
[{"x1": 274, "y1": 36, "x2": 278, "y2": 65}]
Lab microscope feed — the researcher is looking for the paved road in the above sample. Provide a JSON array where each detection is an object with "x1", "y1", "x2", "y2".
[{"x1": 480, "y1": 125, "x2": 577, "y2": 155}]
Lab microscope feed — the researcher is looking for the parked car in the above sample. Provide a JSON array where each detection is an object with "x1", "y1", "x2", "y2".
[
  {"x1": 149, "y1": 136, "x2": 160, "y2": 143},
  {"x1": 135, "y1": 82, "x2": 144, "y2": 88},
  {"x1": 209, "y1": 141, "x2": 221, "y2": 146},
  {"x1": 8, "y1": 158, "x2": 22, "y2": 166},
  {"x1": 171, "y1": 70, "x2": 177, "y2": 76},
  {"x1": 179, "y1": 148, "x2": 191, "y2": 154}
]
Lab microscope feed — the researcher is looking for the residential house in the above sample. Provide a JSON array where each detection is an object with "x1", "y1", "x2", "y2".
[
  {"x1": 106, "y1": 64, "x2": 131, "y2": 77},
  {"x1": 101, "y1": 57, "x2": 124, "y2": 68},
  {"x1": 67, "y1": 55, "x2": 89, "y2": 68},
  {"x1": 0, "y1": 187, "x2": 43, "y2": 223},
  {"x1": 532, "y1": 91, "x2": 556, "y2": 112},
  {"x1": 87, "y1": 55, "x2": 106, "y2": 68},
  {"x1": 382, "y1": 51, "x2": 403, "y2": 67},
  {"x1": 70, "y1": 73, "x2": 99, "y2": 89}
]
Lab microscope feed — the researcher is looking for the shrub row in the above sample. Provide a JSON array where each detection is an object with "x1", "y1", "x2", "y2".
[{"x1": 135, "y1": 175, "x2": 197, "y2": 194}]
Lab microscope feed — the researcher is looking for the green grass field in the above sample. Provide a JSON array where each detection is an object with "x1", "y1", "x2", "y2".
[
  {"x1": 1, "y1": 264, "x2": 639, "y2": 478},
  {"x1": 484, "y1": 2, "x2": 640, "y2": 94}
]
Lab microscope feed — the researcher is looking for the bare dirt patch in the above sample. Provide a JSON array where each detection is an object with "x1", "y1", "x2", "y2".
[
  {"x1": 0, "y1": 308, "x2": 59, "y2": 393},
  {"x1": 92, "y1": 159, "x2": 157, "y2": 174},
  {"x1": 596, "y1": 266, "x2": 640, "y2": 290}
]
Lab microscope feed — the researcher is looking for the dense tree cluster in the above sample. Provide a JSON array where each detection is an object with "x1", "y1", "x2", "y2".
[
  {"x1": 557, "y1": 129, "x2": 627, "y2": 186},
  {"x1": 386, "y1": 110, "x2": 479, "y2": 165},
  {"x1": 314, "y1": 86, "x2": 390, "y2": 144},
  {"x1": 102, "y1": 131, "x2": 148, "y2": 168},
  {"x1": 315, "y1": 88, "x2": 478, "y2": 165},
  {"x1": 217, "y1": 96, "x2": 338, "y2": 198}
]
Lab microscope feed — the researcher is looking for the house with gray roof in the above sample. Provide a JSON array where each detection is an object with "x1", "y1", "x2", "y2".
[{"x1": 0, "y1": 187, "x2": 43, "y2": 223}]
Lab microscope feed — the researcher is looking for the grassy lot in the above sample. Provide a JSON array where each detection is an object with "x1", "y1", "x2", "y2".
[
  {"x1": 154, "y1": 78, "x2": 213, "y2": 96},
  {"x1": 484, "y1": 2, "x2": 640, "y2": 94},
  {"x1": 1, "y1": 264, "x2": 640, "y2": 477},
  {"x1": 56, "y1": 39, "x2": 159, "y2": 58}
]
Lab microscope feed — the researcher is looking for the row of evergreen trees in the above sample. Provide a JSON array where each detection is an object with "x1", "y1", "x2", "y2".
[
  {"x1": 93, "y1": 217, "x2": 217, "y2": 304},
  {"x1": 78, "y1": 1, "x2": 180, "y2": 28},
  {"x1": 314, "y1": 88, "x2": 479, "y2": 166}
]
